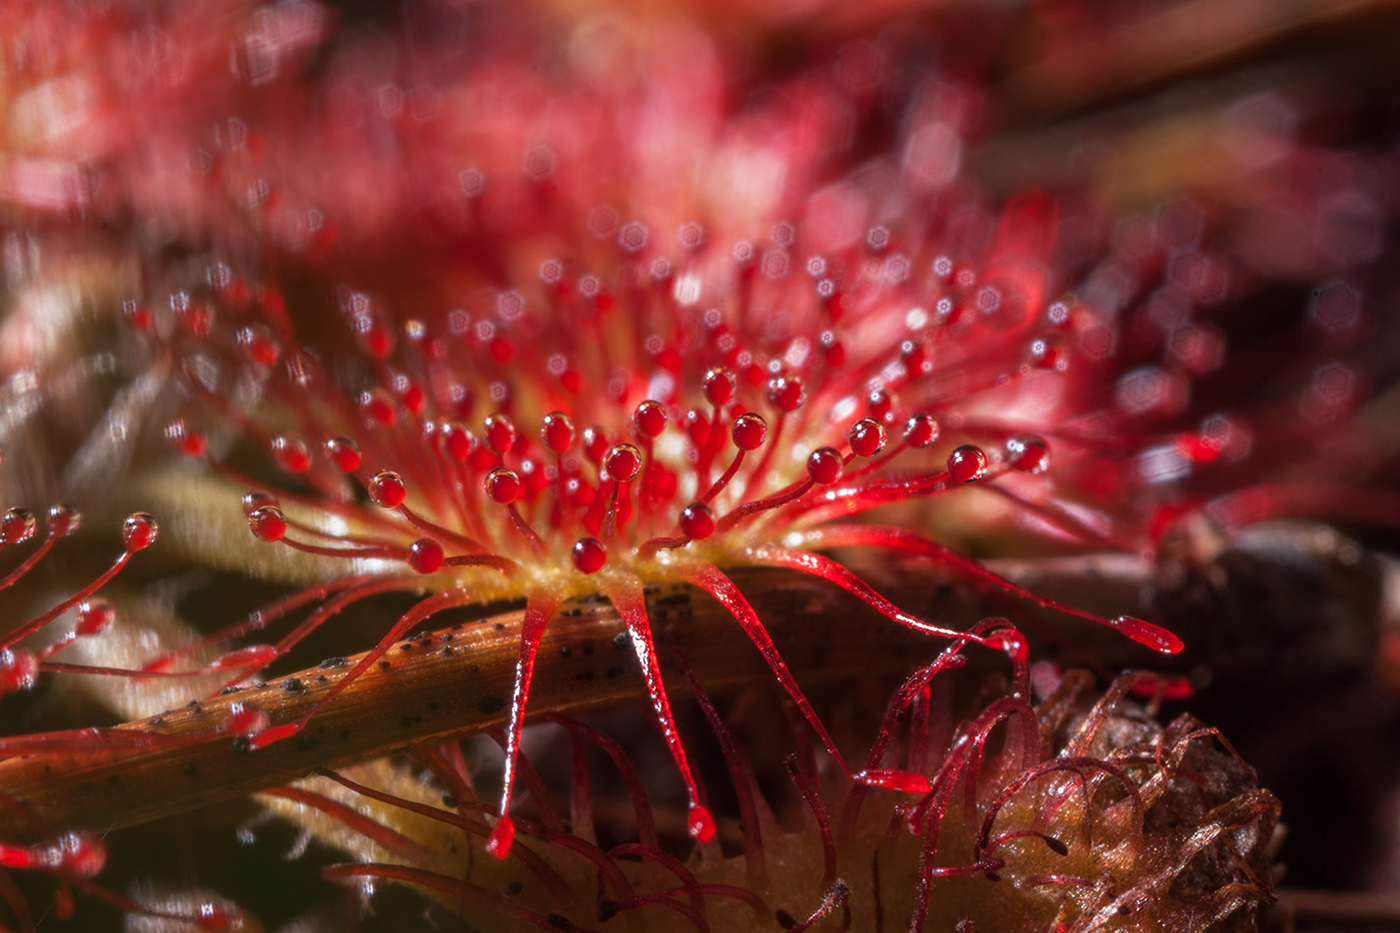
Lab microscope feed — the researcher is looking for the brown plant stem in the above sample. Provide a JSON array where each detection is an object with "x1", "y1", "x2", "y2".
[
  {"x1": 0, "y1": 565, "x2": 1005, "y2": 840},
  {"x1": 9, "y1": 517, "x2": 1372, "y2": 846},
  {"x1": 7, "y1": 533, "x2": 1273, "y2": 845}
]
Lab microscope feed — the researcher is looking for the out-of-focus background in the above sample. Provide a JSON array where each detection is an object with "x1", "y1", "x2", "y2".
[{"x1": 2, "y1": 0, "x2": 1399, "y2": 929}]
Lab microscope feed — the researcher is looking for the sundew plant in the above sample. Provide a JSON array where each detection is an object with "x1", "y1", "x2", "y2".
[{"x1": 0, "y1": 0, "x2": 1397, "y2": 930}]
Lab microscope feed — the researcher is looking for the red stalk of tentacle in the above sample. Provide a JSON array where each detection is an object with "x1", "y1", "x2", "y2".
[
  {"x1": 799, "y1": 525, "x2": 1183, "y2": 654},
  {"x1": 602, "y1": 577, "x2": 715, "y2": 843},
  {"x1": 487, "y1": 591, "x2": 563, "y2": 859},
  {"x1": 672, "y1": 559, "x2": 849, "y2": 777},
  {"x1": 740, "y1": 544, "x2": 992, "y2": 645}
]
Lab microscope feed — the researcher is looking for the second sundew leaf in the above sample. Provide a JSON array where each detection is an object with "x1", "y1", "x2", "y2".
[{"x1": 261, "y1": 670, "x2": 1279, "y2": 933}]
